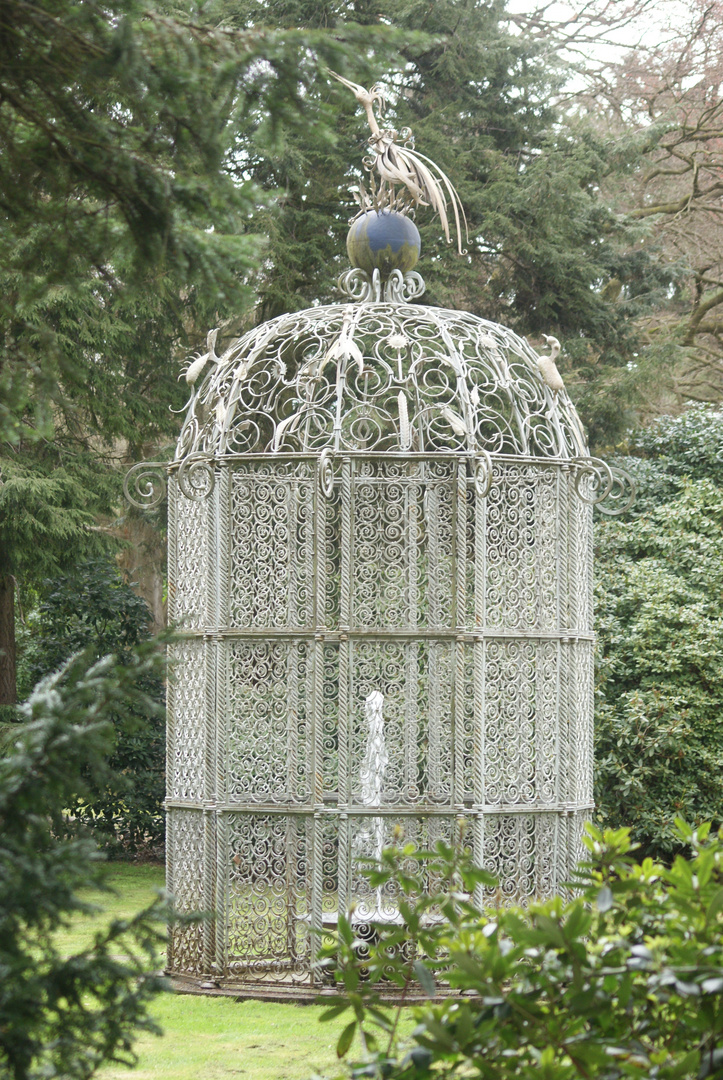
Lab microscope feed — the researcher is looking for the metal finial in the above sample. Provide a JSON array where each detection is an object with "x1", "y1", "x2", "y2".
[{"x1": 329, "y1": 70, "x2": 469, "y2": 255}]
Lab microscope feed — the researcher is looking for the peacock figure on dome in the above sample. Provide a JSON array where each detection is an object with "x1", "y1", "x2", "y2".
[{"x1": 329, "y1": 71, "x2": 468, "y2": 283}]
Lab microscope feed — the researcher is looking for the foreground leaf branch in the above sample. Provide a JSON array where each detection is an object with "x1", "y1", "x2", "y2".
[
  {"x1": 0, "y1": 643, "x2": 171, "y2": 1080},
  {"x1": 319, "y1": 821, "x2": 723, "y2": 1080}
]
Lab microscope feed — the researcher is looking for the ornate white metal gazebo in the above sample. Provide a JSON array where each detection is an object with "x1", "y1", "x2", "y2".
[
  {"x1": 125, "y1": 73, "x2": 633, "y2": 997},
  {"x1": 125, "y1": 272, "x2": 633, "y2": 997}
]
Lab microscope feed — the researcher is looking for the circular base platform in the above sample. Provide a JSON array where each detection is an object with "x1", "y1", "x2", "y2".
[{"x1": 168, "y1": 972, "x2": 449, "y2": 1004}]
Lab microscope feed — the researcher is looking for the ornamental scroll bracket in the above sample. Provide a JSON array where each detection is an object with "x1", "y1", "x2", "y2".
[
  {"x1": 123, "y1": 462, "x2": 167, "y2": 509},
  {"x1": 571, "y1": 456, "x2": 636, "y2": 516},
  {"x1": 123, "y1": 454, "x2": 217, "y2": 508},
  {"x1": 177, "y1": 453, "x2": 215, "y2": 501},
  {"x1": 318, "y1": 448, "x2": 335, "y2": 498},
  {"x1": 471, "y1": 450, "x2": 494, "y2": 498},
  {"x1": 338, "y1": 267, "x2": 426, "y2": 304}
]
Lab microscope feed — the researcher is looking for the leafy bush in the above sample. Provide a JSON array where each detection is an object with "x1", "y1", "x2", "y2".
[
  {"x1": 320, "y1": 822, "x2": 723, "y2": 1080},
  {"x1": 16, "y1": 558, "x2": 165, "y2": 853},
  {"x1": 0, "y1": 648, "x2": 167, "y2": 1080},
  {"x1": 609, "y1": 404, "x2": 723, "y2": 515},
  {"x1": 594, "y1": 405, "x2": 723, "y2": 859},
  {"x1": 594, "y1": 480, "x2": 723, "y2": 858},
  {"x1": 629, "y1": 405, "x2": 723, "y2": 483}
]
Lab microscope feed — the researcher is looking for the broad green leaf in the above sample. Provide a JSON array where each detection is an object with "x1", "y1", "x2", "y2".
[
  {"x1": 336, "y1": 1020, "x2": 357, "y2": 1059},
  {"x1": 413, "y1": 959, "x2": 437, "y2": 998}
]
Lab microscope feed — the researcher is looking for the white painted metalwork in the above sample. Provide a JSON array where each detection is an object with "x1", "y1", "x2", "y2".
[
  {"x1": 173, "y1": 300, "x2": 591, "y2": 462},
  {"x1": 126, "y1": 281, "x2": 634, "y2": 997},
  {"x1": 327, "y1": 71, "x2": 468, "y2": 254}
]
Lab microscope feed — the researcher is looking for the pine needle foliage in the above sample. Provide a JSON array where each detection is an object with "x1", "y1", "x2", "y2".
[
  {"x1": 0, "y1": 0, "x2": 397, "y2": 441},
  {"x1": 0, "y1": 0, "x2": 398, "y2": 702}
]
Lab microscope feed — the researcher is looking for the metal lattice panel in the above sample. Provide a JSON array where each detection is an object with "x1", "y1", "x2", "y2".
[
  {"x1": 229, "y1": 462, "x2": 316, "y2": 629},
  {"x1": 168, "y1": 478, "x2": 208, "y2": 630},
  {"x1": 225, "y1": 641, "x2": 313, "y2": 805},
  {"x1": 164, "y1": 446, "x2": 596, "y2": 993},
  {"x1": 225, "y1": 812, "x2": 313, "y2": 984},
  {"x1": 167, "y1": 639, "x2": 207, "y2": 802},
  {"x1": 166, "y1": 809, "x2": 207, "y2": 976}
]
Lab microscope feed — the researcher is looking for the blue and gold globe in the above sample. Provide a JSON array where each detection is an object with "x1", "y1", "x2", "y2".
[{"x1": 347, "y1": 210, "x2": 421, "y2": 277}]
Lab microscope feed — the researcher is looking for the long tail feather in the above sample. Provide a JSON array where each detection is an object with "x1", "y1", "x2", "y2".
[{"x1": 385, "y1": 144, "x2": 468, "y2": 254}]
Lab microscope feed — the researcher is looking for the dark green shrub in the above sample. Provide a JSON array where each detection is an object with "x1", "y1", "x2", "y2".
[
  {"x1": 0, "y1": 648, "x2": 167, "y2": 1080},
  {"x1": 595, "y1": 405, "x2": 723, "y2": 859},
  {"x1": 595, "y1": 480, "x2": 723, "y2": 858},
  {"x1": 606, "y1": 404, "x2": 723, "y2": 516},
  {"x1": 17, "y1": 558, "x2": 165, "y2": 854},
  {"x1": 628, "y1": 405, "x2": 723, "y2": 484},
  {"x1": 320, "y1": 822, "x2": 723, "y2": 1080}
]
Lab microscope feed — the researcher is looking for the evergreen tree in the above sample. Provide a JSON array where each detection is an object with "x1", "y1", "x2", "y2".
[
  {"x1": 220, "y1": 0, "x2": 666, "y2": 447},
  {"x1": 0, "y1": 448, "x2": 112, "y2": 705},
  {"x1": 0, "y1": 0, "x2": 387, "y2": 438},
  {"x1": 0, "y1": 646, "x2": 168, "y2": 1079},
  {"x1": 0, "y1": 0, "x2": 392, "y2": 703},
  {"x1": 18, "y1": 558, "x2": 165, "y2": 852}
]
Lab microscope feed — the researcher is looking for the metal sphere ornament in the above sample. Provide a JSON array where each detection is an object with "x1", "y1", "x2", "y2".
[{"x1": 346, "y1": 209, "x2": 421, "y2": 276}]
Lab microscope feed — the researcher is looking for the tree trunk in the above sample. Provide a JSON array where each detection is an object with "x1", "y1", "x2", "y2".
[{"x1": 0, "y1": 568, "x2": 16, "y2": 705}]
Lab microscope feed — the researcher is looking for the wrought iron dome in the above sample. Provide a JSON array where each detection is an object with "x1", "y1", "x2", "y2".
[
  {"x1": 125, "y1": 73, "x2": 634, "y2": 514},
  {"x1": 123, "y1": 294, "x2": 635, "y2": 516},
  {"x1": 176, "y1": 301, "x2": 586, "y2": 461}
]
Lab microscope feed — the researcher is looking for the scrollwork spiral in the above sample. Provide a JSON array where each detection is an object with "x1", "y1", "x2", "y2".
[
  {"x1": 571, "y1": 456, "x2": 636, "y2": 516},
  {"x1": 123, "y1": 462, "x2": 167, "y2": 509},
  {"x1": 337, "y1": 268, "x2": 374, "y2": 302},
  {"x1": 384, "y1": 269, "x2": 426, "y2": 303},
  {"x1": 177, "y1": 454, "x2": 215, "y2": 501}
]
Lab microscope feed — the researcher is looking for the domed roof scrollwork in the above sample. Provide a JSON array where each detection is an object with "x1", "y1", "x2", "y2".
[{"x1": 175, "y1": 302, "x2": 589, "y2": 462}]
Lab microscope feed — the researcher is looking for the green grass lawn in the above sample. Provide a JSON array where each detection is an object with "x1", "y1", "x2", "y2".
[
  {"x1": 99, "y1": 996, "x2": 352, "y2": 1080},
  {"x1": 55, "y1": 863, "x2": 377, "y2": 1080}
]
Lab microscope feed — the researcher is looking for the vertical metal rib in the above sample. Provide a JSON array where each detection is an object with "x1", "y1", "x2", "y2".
[
  {"x1": 405, "y1": 462, "x2": 420, "y2": 801},
  {"x1": 454, "y1": 460, "x2": 467, "y2": 807},
  {"x1": 166, "y1": 476, "x2": 177, "y2": 976},
  {"x1": 338, "y1": 457, "x2": 353, "y2": 808},
  {"x1": 313, "y1": 458, "x2": 327, "y2": 805},
  {"x1": 214, "y1": 810, "x2": 228, "y2": 977},
  {"x1": 310, "y1": 812, "x2": 323, "y2": 986}
]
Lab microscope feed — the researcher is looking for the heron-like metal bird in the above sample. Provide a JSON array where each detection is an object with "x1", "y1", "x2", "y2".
[
  {"x1": 536, "y1": 335, "x2": 565, "y2": 397},
  {"x1": 328, "y1": 70, "x2": 468, "y2": 255},
  {"x1": 183, "y1": 327, "x2": 220, "y2": 387},
  {"x1": 171, "y1": 327, "x2": 224, "y2": 414}
]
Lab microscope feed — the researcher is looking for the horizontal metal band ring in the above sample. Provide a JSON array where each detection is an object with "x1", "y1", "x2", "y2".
[
  {"x1": 165, "y1": 800, "x2": 594, "y2": 816},
  {"x1": 174, "y1": 628, "x2": 595, "y2": 642}
]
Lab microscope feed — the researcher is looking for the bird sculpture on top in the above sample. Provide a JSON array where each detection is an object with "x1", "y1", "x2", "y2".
[
  {"x1": 328, "y1": 71, "x2": 468, "y2": 270},
  {"x1": 536, "y1": 335, "x2": 566, "y2": 397}
]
